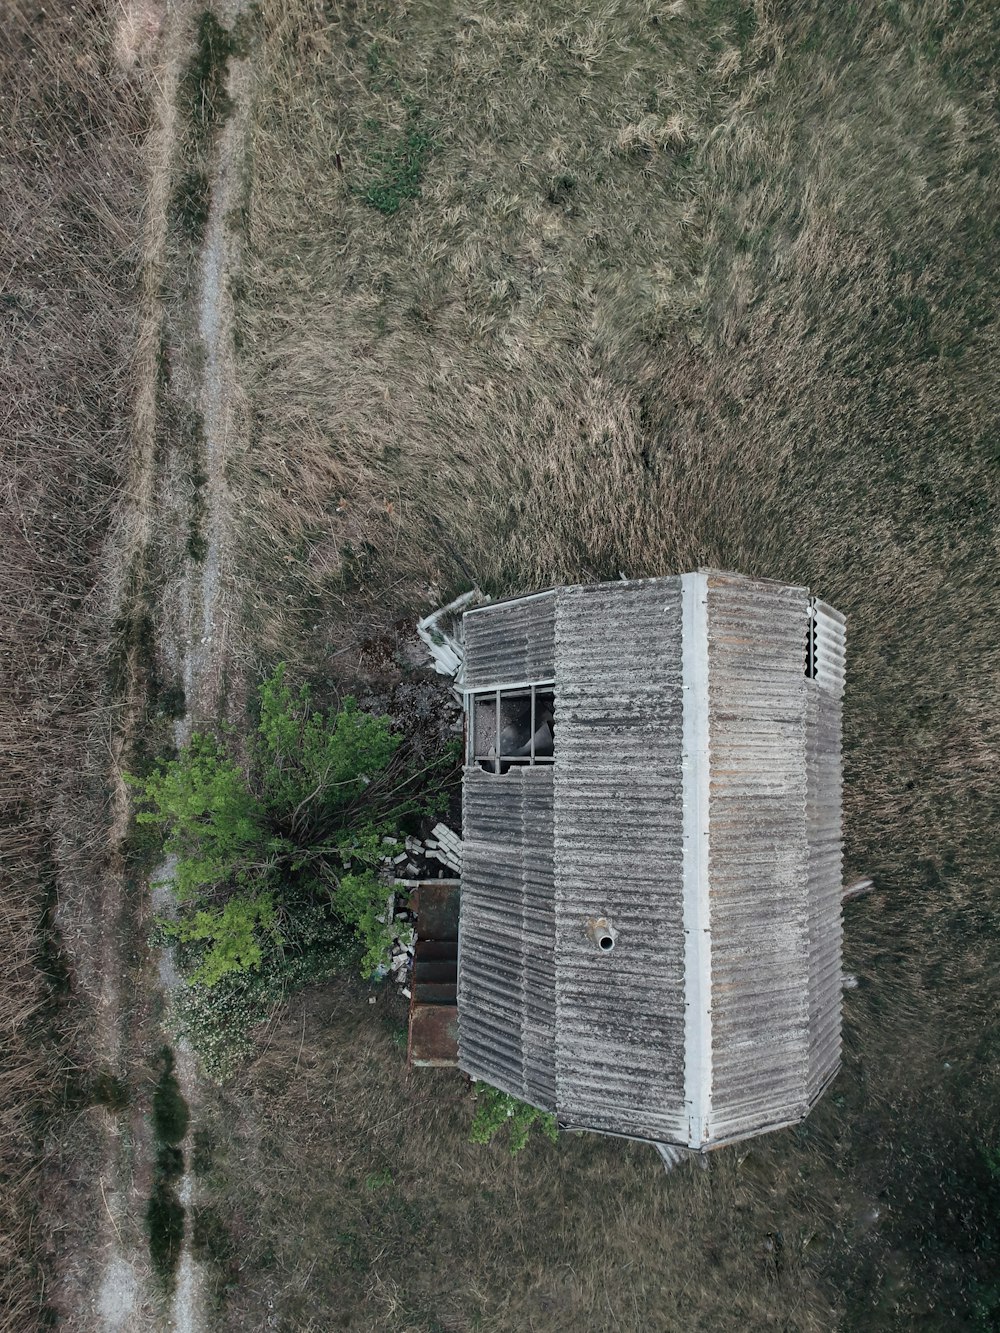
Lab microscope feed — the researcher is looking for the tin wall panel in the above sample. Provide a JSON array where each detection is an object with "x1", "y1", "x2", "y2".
[
  {"x1": 805, "y1": 610, "x2": 846, "y2": 1104},
  {"x1": 553, "y1": 579, "x2": 687, "y2": 1142},
  {"x1": 705, "y1": 574, "x2": 811, "y2": 1142},
  {"x1": 458, "y1": 765, "x2": 556, "y2": 1109},
  {"x1": 813, "y1": 599, "x2": 846, "y2": 700}
]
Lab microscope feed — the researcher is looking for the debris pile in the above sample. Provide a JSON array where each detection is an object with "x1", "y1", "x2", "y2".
[
  {"x1": 423, "y1": 822, "x2": 462, "y2": 874},
  {"x1": 416, "y1": 588, "x2": 482, "y2": 684},
  {"x1": 374, "y1": 824, "x2": 462, "y2": 992}
]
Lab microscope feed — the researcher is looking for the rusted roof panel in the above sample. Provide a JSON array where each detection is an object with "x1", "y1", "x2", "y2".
[
  {"x1": 408, "y1": 1004, "x2": 459, "y2": 1067},
  {"x1": 412, "y1": 880, "x2": 460, "y2": 941},
  {"x1": 705, "y1": 574, "x2": 811, "y2": 1143},
  {"x1": 553, "y1": 579, "x2": 687, "y2": 1142},
  {"x1": 462, "y1": 591, "x2": 556, "y2": 690},
  {"x1": 407, "y1": 909, "x2": 459, "y2": 1070}
]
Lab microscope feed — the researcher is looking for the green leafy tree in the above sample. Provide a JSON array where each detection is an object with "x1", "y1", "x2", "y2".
[
  {"x1": 129, "y1": 733, "x2": 277, "y2": 901},
  {"x1": 128, "y1": 665, "x2": 455, "y2": 992},
  {"x1": 469, "y1": 1082, "x2": 559, "y2": 1155}
]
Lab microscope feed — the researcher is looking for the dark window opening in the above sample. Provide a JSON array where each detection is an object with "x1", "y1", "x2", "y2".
[
  {"x1": 469, "y1": 684, "x2": 555, "y2": 774},
  {"x1": 805, "y1": 598, "x2": 818, "y2": 679}
]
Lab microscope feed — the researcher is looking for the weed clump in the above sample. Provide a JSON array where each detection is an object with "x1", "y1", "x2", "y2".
[
  {"x1": 356, "y1": 122, "x2": 433, "y2": 217},
  {"x1": 470, "y1": 1083, "x2": 559, "y2": 1156},
  {"x1": 91, "y1": 1071, "x2": 130, "y2": 1114},
  {"x1": 190, "y1": 1203, "x2": 235, "y2": 1271}
]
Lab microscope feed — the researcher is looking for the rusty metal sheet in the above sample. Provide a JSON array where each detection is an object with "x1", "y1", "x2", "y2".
[
  {"x1": 415, "y1": 981, "x2": 458, "y2": 1004},
  {"x1": 408, "y1": 1003, "x2": 459, "y2": 1067},
  {"x1": 414, "y1": 958, "x2": 456, "y2": 985},
  {"x1": 412, "y1": 879, "x2": 460, "y2": 941},
  {"x1": 414, "y1": 940, "x2": 457, "y2": 964}
]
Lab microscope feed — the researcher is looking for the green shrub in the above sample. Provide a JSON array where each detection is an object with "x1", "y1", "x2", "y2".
[
  {"x1": 129, "y1": 665, "x2": 458, "y2": 1069},
  {"x1": 164, "y1": 892, "x2": 278, "y2": 987},
  {"x1": 129, "y1": 733, "x2": 271, "y2": 904},
  {"x1": 174, "y1": 902, "x2": 356, "y2": 1078},
  {"x1": 470, "y1": 1083, "x2": 559, "y2": 1156}
]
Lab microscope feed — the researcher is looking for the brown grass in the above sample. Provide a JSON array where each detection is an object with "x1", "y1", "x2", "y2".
[
  {"x1": 205, "y1": 0, "x2": 1000, "y2": 1327},
  {"x1": 204, "y1": 983, "x2": 851, "y2": 1333},
  {"x1": 0, "y1": 2, "x2": 150, "y2": 1324}
]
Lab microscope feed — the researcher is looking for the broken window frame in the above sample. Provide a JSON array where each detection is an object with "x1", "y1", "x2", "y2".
[{"x1": 466, "y1": 681, "x2": 556, "y2": 773}]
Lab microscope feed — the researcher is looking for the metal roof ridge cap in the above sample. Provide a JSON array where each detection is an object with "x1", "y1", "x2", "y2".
[{"x1": 681, "y1": 571, "x2": 713, "y2": 1149}]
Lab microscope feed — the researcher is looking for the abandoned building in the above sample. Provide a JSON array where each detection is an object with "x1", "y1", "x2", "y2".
[{"x1": 455, "y1": 570, "x2": 847, "y2": 1156}]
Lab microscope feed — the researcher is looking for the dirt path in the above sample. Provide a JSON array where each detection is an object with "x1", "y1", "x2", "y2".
[
  {"x1": 85, "y1": 3, "x2": 184, "y2": 1326},
  {"x1": 151, "y1": 43, "x2": 251, "y2": 1333},
  {"x1": 82, "y1": 4, "x2": 251, "y2": 1328}
]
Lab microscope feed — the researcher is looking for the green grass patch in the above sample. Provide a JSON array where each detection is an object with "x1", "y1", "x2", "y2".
[
  {"x1": 170, "y1": 167, "x2": 211, "y2": 244},
  {"x1": 169, "y1": 11, "x2": 236, "y2": 245},
  {"x1": 191, "y1": 1126, "x2": 215, "y2": 1178},
  {"x1": 356, "y1": 122, "x2": 433, "y2": 217},
  {"x1": 191, "y1": 1203, "x2": 236, "y2": 1272}
]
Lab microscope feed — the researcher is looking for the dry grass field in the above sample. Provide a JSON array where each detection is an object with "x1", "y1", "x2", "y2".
[
  {"x1": 0, "y1": 5, "x2": 151, "y2": 1326},
  {"x1": 3, "y1": 0, "x2": 999, "y2": 1328},
  {"x1": 197, "y1": 0, "x2": 1000, "y2": 1329}
]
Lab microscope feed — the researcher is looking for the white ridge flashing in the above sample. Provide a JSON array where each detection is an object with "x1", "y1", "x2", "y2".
[
  {"x1": 681, "y1": 571, "x2": 713, "y2": 1148},
  {"x1": 416, "y1": 589, "x2": 481, "y2": 684}
]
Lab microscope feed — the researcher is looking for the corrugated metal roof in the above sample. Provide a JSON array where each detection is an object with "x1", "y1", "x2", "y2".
[
  {"x1": 812, "y1": 599, "x2": 846, "y2": 699},
  {"x1": 456, "y1": 571, "x2": 845, "y2": 1151},
  {"x1": 553, "y1": 580, "x2": 687, "y2": 1143},
  {"x1": 805, "y1": 609, "x2": 845, "y2": 1105},
  {"x1": 462, "y1": 591, "x2": 556, "y2": 691},
  {"x1": 705, "y1": 574, "x2": 811, "y2": 1143},
  {"x1": 457, "y1": 765, "x2": 555, "y2": 1109}
]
